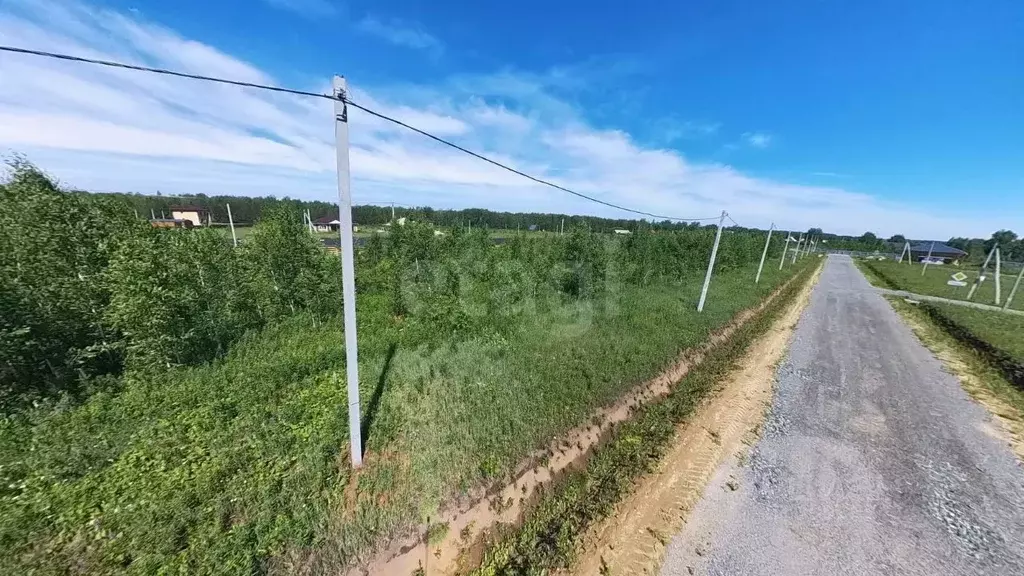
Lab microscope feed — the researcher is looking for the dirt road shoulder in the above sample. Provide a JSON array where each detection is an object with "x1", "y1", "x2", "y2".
[{"x1": 568, "y1": 263, "x2": 823, "y2": 576}]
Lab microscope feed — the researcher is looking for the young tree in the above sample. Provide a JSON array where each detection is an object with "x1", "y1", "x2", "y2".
[{"x1": 0, "y1": 161, "x2": 141, "y2": 405}]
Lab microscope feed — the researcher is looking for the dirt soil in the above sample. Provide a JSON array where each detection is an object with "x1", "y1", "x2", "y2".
[
  {"x1": 567, "y1": 263, "x2": 822, "y2": 576},
  {"x1": 348, "y1": 274, "x2": 809, "y2": 576}
]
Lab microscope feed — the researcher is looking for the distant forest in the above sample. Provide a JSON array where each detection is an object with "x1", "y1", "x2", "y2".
[
  {"x1": 84, "y1": 190, "x2": 718, "y2": 233},
  {"x1": 85, "y1": 190, "x2": 1020, "y2": 260}
]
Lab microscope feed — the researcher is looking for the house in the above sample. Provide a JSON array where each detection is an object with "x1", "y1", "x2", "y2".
[
  {"x1": 613, "y1": 229, "x2": 632, "y2": 235},
  {"x1": 909, "y1": 242, "x2": 967, "y2": 264},
  {"x1": 313, "y1": 216, "x2": 341, "y2": 232},
  {"x1": 170, "y1": 205, "x2": 209, "y2": 227},
  {"x1": 150, "y1": 218, "x2": 192, "y2": 229}
]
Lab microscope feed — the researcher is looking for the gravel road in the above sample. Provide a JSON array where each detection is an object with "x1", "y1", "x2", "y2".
[{"x1": 660, "y1": 255, "x2": 1024, "y2": 576}]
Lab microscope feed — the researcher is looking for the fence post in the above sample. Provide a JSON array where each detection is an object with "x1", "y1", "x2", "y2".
[
  {"x1": 755, "y1": 224, "x2": 774, "y2": 284},
  {"x1": 226, "y1": 203, "x2": 237, "y2": 247},
  {"x1": 1004, "y1": 263, "x2": 1024, "y2": 311},
  {"x1": 779, "y1": 233, "x2": 791, "y2": 270},
  {"x1": 333, "y1": 75, "x2": 363, "y2": 468},
  {"x1": 967, "y1": 244, "x2": 998, "y2": 301},
  {"x1": 697, "y1": 211, "x2": 726, "y2": 312},
  {"x1": 921, "y1": 241, "x2": 935, "y2": 276}
]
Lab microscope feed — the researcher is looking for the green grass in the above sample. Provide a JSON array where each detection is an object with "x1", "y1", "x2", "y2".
[
  {"x1": 860, "y1": 259, "x2": 1023, "y2": 311},
  {"x1": 0, "y1": 261, "x2": 807, "y2": 575},
  {"x1": 927, "y1": 303, "x2": 1024, "y2": 363},
  {"x1": 472, "y1": 261, "x2": 819, "y2": 574}
]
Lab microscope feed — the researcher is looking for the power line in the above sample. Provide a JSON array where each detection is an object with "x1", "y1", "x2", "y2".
[
  {"x1": 0, "y1": 44, "x2": 721, "y2": 223},
  {"x1": 0, "y1": 46, "x2": 336, "y2": 100},
  {"x1": 725, "y1": 213, "x2": 741, "y2": 227},
  {"x1": 344, "y1": 100, "x2": 720, "y2": 222}
]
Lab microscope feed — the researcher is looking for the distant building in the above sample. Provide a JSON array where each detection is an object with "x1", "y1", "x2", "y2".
[
  {"x1": 909, "y1": 242, "x2": 967, "y2": 264},
  {"x1": 150, "y1": 218, "x2": 192, "y2": 229},
  {"x1": 313, "y1": 217, "x2": 341, "y2": 232},
  {"x1": 613, "y1": 229, "x2": 632, "y2": 235},
  {"x1": 170, "y1": 206, "x2": 209, "y2": 226},
  {"x1": 528, "y1": 224, "x2": 539, "y2": 232}
]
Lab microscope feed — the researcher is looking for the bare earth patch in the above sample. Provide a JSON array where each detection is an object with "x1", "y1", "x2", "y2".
[
  {"x1": 890, "y1": 301, "x2": 1024, "y2": 462},
  {"x1": 348, "y1": 274, "x2": 809, "y2": 576},
  {"x1": 567, "y1": 264, "x2": 822, "y2": 576}
]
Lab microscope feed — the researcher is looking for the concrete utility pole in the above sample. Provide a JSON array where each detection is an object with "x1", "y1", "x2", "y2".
[
  {"x1": 333, "y1": 76, "x2": 362, "y2": 468},
  {"x1": 150, "y1": 208, "x2": 155, "y2": 220},
  {"x1": 898, "y1": 241, "x2": 911, "y2": 264},
  {"x1": 391, "y1": 202, "x2": 395, "y2": 222},
  {"x1": 779, "y1": 233, "x2": 792, "y2": 271},
  {"x1": 921, "y1": 242, "x2": 936, "y2": 276},
  {"x1": 995, "y1": 247, "x2": 1002, "y2": 305},
  {"x1": 967, "y1": 244, "x2": 998, "y2": 301},
  {"x1": 756, "y1": 223, "x2": 774, "y2": 284},
  {"x1": 697, "y1": 211, "x2": 726, "y2": 312},
  {"x1": 1004, "y1": 263, "x2": 1024, "y2": 311},
  {"x1": 792, "y1": 234, "x2": 804, "y2": 264},
  {"x1": 226, "y1": 203, "x2": 237, "y2": 247},
  {"x1": 560, "y1": 218, "x2": 565, "y2": 236}
]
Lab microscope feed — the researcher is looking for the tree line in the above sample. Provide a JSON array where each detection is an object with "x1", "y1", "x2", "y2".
[{"x1": 84, "y1": 190, "x2": 719, "y2": 232}]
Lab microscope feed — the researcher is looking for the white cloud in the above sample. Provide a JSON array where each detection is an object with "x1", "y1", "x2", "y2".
[
  {"x1": 356, "y1": 17, "x2": 442, "y2": 54},
  {"x1": 657, "y1": 118, "x2": 720, "y2": 143},
  {"x1": 743, "y1": 131, "x2": 772, "y2": 148},
  {"x1": 262, "y1": 0, "x2": 337, "y2": 18},
  {"x1": 0, "y1": 0, "x2": 1007, "y2": 238}
]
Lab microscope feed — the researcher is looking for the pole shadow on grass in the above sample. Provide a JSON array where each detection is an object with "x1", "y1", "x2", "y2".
[{"x1": 361, "y1": 341, "x2": 398, "y2": 457}]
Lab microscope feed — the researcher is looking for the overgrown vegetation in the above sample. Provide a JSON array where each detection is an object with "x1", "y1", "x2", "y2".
[
  {"x1": 471, "y1": 261, "x2": 818, "y2": 574},
  {"x1": 2, "y1": 162, "x2": 806, "y2": 574},
  {"x1": 0, "y1": 161, "x2": 340, "y2": 408}
]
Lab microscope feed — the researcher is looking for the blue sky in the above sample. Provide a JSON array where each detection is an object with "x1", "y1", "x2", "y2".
[{"x1": 1, "y1": 0, "x2": 1021, "y2": 237}]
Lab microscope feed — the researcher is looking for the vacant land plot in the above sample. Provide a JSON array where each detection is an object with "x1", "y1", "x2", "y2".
[
  {"x1": 862, "y1": 259, "x2": 1023, "y2": 311},
  {"x1": 1, "y1": 165, "x2": 811, "y2": 575}
]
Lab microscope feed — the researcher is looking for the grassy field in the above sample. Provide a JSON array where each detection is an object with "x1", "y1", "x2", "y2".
[
  {"x1": 860, "y1": 259, "x2": 1024, "y2": 311},
  {"x1": 2, "y1": 164, "x2": 817, "y2": 574},
  {"x1": 0, "y1": 259, "x2": 807, "y2": 573},
  {"x1": 474, "y1": 260, "x2": 820, "y2": 573}
]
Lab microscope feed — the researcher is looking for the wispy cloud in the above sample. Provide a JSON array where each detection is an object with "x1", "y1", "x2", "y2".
[
  {"x1": 356, "y1": 16, "x2": 442, "y2": 55},
  {"x1": 742, "y1": 131, "x2": 772, "y2": 148},
  {"x1": 261, "y1": 0, "x2": 338, "y2": 18},
  {"x1": 656, "y1": 118, "x2": 720, "y2": 144},
  {"x1": 0, "y1": 0, "x2": 1005, "y2": 238}
]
